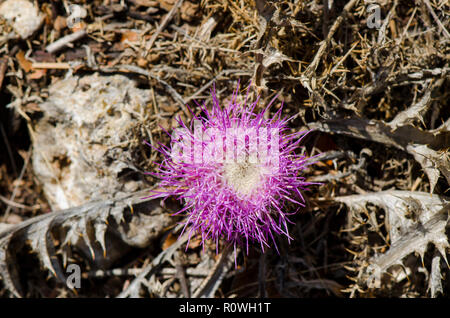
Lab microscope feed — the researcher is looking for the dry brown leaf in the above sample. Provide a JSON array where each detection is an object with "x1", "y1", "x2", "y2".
[
  {"x1": 28, "y1": 68, "x2": 47, "y2": 80},
  {"x1": 15, "y1": 51, "x2": 32, "y2": 73},
  {"x1": 162, "y1": 232, "x2": 178, "y2": 250},
  {"x1": 121, "y1": 31, "x2": 139, "y2": 43}
]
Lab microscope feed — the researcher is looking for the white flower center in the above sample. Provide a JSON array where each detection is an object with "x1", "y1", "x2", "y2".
[{"x1": 223, "y1": 160, "x2": 265, "y2": 196}]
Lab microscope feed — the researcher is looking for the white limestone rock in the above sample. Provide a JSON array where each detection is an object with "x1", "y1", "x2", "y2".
[
  {"x1": 0, "y1": 0, "x2": 44, "y2": 39},
  {"x1": 32, "y1": 73, "x2": 152, "y2": 210}
]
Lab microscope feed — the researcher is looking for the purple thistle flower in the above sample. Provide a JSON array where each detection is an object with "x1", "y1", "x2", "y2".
[{"x1": 149, "y1": 84, "x2": 316, "y2": 256}]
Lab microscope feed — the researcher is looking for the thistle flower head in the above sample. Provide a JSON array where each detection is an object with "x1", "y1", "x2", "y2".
[{"x1": 150, "y1": 84, "x2": 315, "y2": 255}]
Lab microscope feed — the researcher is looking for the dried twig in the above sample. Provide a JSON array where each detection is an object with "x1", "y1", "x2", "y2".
[
  {"x1": 117, "y1": 64, "x2": 189, "y2": 117},
  {"x1": 45, "y1": 29, "x2": 87, "y2": 53},
  {"x1": 303, "y1": 0, "x2": 358, "y2": 78},
  {"x1": 144, "y1": 0, "x2": 183, "y2": 56},
  {"x1": 422, "y1": 0, "x2": 450, "y2": 38},
  {"x1": 192, "y1": 244, "x2": 234, "y2": 298},
  {"x1": 31, "y1": 62, "x2": 70, "y2": 69},
  {"x1": 117, "y1": 230, "x2": 190, "y2": 298}
]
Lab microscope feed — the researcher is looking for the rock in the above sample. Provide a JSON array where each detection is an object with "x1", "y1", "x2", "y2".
[
  {"x1": 0, "y1": 0, "x2": 44, "y2": 39},
  {"x1": 32, "y1": 73, "x2": 152, "y2": 210}
]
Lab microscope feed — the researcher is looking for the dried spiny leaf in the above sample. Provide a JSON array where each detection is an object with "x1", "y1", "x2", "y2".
[
  {"x1": 0, "y1": 190, "x2": 174, "y2": 297},
  {"x1": 407, "y1": 144, "x2": 450, "y2": 193},
  {"x1": 27, "y1": 218, "x2": 66, "y2": 283},
  {"x1": 335, "y1": 190, "x2": 449, "y2": 291},
  {"x1": 0, "y1": 235, "x2": 22, "y2": 297}
]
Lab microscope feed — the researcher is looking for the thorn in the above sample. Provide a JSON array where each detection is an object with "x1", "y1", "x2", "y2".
[
  {"x1": 345, "y1": 248, "x2": 359, "y2": 256},
  {"x1": 129, "y1": 203, "x2": 134, "y2": 214},
  {"x1": 419, "y1": 252, "x2": 425, "y2": 268},
  {"x1": 418, "y1": 115, "x2": 425, "y2": 128}
]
